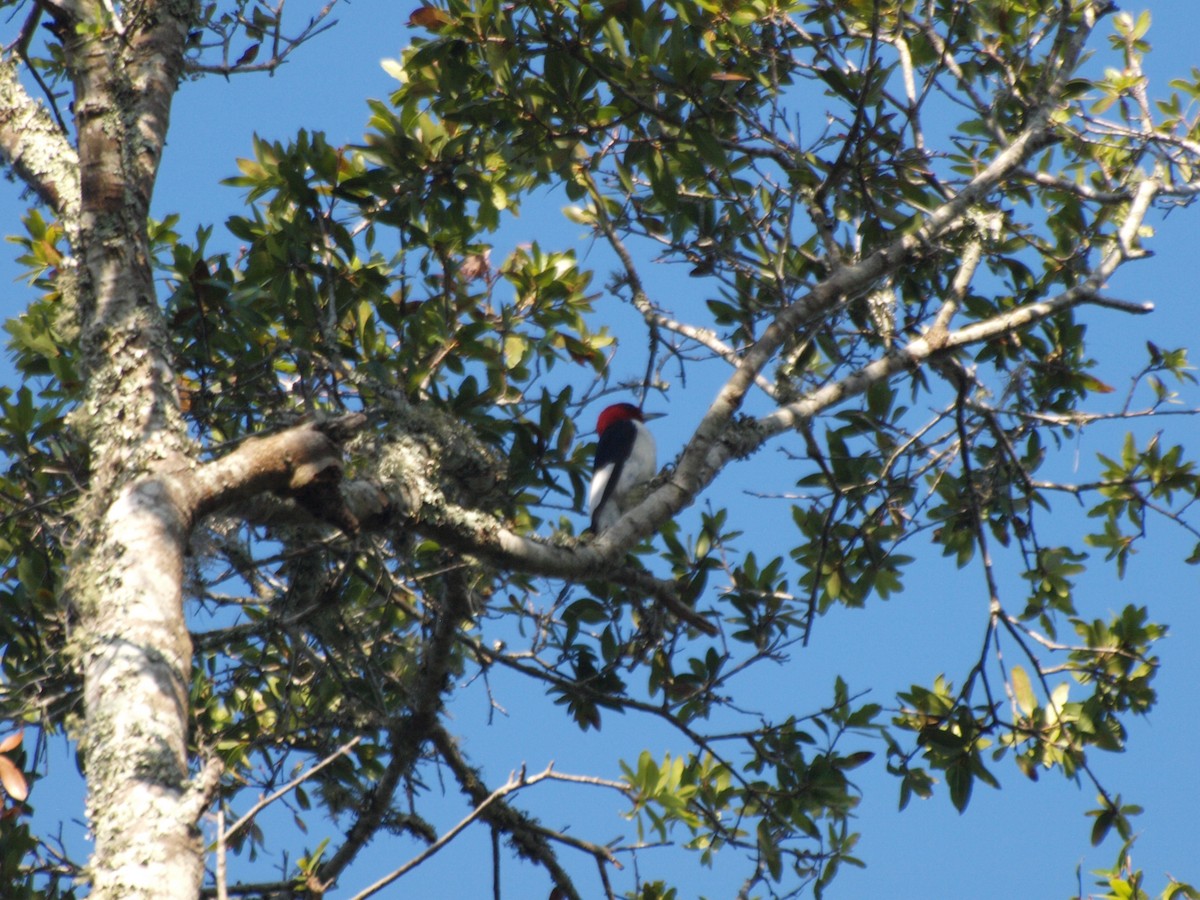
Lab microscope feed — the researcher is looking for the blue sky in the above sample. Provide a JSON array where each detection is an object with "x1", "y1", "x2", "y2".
[{"x1": 3, "y1": 2, "x2": 1200, "y2": 897}]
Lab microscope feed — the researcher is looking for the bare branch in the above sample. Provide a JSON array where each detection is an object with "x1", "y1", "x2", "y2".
[
  {"x1": 646, "y1": 308, "x2": 779, "y2": 400},
  {"x1": 433, "y1": 726, "x2": 624, "y2": 900},
  {"x1": 222, "y1": 737, "x2": 361, "y2": 843},
  {"x1": 344, "y1": 753, "x2": 628, "y2": 900}
]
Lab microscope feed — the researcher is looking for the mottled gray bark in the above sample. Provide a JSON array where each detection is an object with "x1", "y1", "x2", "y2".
[{"x1": 53, "y1": 4, "x2": 201, "y2": 896}]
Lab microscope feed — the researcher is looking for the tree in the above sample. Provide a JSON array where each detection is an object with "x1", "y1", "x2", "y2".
[{"x1": 2, "y1": 0, "x2": 1200, "y2": 897}]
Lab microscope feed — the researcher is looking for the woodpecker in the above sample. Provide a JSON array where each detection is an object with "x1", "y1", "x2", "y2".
[{"x1": 588, "y1": 402, "x2": 659, "y2": 534}]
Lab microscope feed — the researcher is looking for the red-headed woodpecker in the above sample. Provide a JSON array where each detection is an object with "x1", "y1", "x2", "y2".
[{"x1": 588, "y1": 402, "x2": 659, "y2": 533}]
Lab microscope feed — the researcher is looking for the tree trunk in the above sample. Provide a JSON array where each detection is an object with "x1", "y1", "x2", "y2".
[{"x1": 61, "y1": 3, "x2": 207, "y2": 897}]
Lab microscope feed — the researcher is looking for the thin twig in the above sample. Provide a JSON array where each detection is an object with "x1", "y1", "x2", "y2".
[
  {"x1": 222, "y1": 736, "x2": 361, "y2": 842},
  {"x1": 345, "y1": 761, "x2": 623, "y2": 900}
]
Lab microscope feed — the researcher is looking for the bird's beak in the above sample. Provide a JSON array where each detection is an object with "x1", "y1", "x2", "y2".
[{"x1": 641, "y1": 411, "x2": 666, "y2": 421}]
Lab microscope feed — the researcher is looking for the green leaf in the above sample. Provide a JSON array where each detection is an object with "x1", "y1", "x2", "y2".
[
  {"x1": 1011, "y1": 665, "x2": 1036, "y2": 718},
  {"x1": 504, "y1": 333, "x2": 528, "y2": 368},
  {"x1": 946, "y1": 757, "x2": 973, "y2": 813}
]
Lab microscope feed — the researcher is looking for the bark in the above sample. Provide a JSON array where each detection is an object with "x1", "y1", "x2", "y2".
[
  {"x1": 0, "y1": 56, "x2": 80, "y2": 219},
  {"x1": 57, "y1": 2, "x2": 200, "y2": 892}
]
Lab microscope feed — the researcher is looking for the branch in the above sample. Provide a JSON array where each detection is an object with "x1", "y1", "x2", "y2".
[
  {"x1": 635, "y1": 101, "x2": 1067, "y2": 551},
  {"x1": 180, "y1": 754, "x2": 223, "y2": 830},
  {"x1": 183, "y1": 414, "x2": 373, "y2": 533},
  {"x1": 415, "y1": 506, "x2": 717, "y2": 635},
  {"x1": 0, "y1": 55, "x2": 80, "y2": 219},
  {"x1": 645, "y1": 308, "x2": 779, "y2": 400},
  {"x1": 1017, "y1": 169, "x2": 1134, "y2": 203},
  {"x1": 221, "y1": 736, "x2": 362, "y2": 843},
  {"x1": 432, "y1": 726, "x2": 623, "y2": 900},
  {"x1": 943, "y1": 360, "x2": 1003, "y2": 623},
  {"x1": 202, "y1": 878, "x2": 315, "y2": 898},
  {"x1": 760, "y1": 282, "x2": 1145, "y2": 442},
  {"x1": 199, "y1": 391, "x2": 704, "y2": 633},
  {"x1": 633, "y1": 5, "x2": 1124, "y2": 551},
  {"x1": 928, "y1": 208, "x2": 994, "y2": 338},
  {"x1": 343, "y1": 754, "x2": 626, "y2": 900},
  {"x1": 646, "y1": 173, "x2": 1163, "y2": 526},
  {"x1": 184, "y1": 0, "x2": 342, "y2": 76},
  {"x1": 371, "y1": 429, "x2": 718, "y2": 634}
]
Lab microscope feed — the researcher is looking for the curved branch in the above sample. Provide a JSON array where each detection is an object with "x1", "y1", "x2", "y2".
[
  {"x1": 645, "y1": 5, "x2": 1117, "y2": 542},
  {"x1": 414, "y1": 508, "x2": 717, "y2": 635},
  {"x1": 614, "y1": 173, "x2": 1161, "y2": 556},
  {"x1": 656, "y1": 110, "x2": 1065, "y2": 527},
  {"x1": 182, "y1": 414, "x2": 374, "y2": 534},
  {"x1": 371, "y1": 424, "x2": 717, "y2": 633}
]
